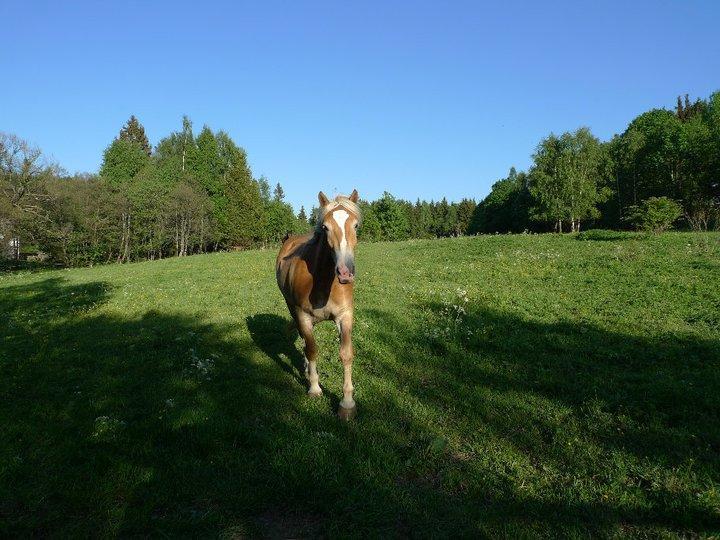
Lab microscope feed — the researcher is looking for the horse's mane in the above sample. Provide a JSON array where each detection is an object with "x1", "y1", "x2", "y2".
[{"x1": 314, "y1": 195, "x2": 362, "y2": 233}]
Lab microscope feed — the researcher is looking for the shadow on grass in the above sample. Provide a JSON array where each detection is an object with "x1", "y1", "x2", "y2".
[
  {"x1": 2, "y1": 277, "x2": 719, "y2": 536},
  {"x1": 364, "y1": 302, "x2": 720, "y2": 533},
  {"x1": 0, "y1": 259, "x2": 53, "y2": 274},
  {"x1": 575, "y1": 229, "x2": 634, "y2": 241},
  {"x1": 0, "y1": 279, "x2": 431, "y2": 537},
  {"x1": 0, "y1": 278, "x2": 327, "y2": 536}
]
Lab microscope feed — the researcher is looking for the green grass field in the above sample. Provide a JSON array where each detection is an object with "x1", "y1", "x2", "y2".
[{"x1": 1, "y1": 232, "x2": 719, "y2": 537}]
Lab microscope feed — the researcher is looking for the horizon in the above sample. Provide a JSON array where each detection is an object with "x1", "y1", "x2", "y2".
[{"x1": 3, "y1": 1, "x2": 719, "y2": 212}]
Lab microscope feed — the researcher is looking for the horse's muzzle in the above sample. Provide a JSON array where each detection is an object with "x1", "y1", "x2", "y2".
[{"x1": 336, "y1": 262, "x2": 355, "y2": 284}]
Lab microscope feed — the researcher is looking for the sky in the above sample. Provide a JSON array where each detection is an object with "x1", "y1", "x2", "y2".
[{"x1": 2, "y1": 1, "x2": 719, "y2": 212}]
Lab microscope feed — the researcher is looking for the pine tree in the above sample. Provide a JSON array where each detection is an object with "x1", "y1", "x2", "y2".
[
  {"x1": 257, "y1": 176, "x2": 271, "y2": 201},
  {"x1": 100, "y1": 139, "x2": 149, "y2": 186},
  {"x1": 298, "y1": 206, "x2": 309, "y2": 228},
  {"x1": 273, "y1": 182, "x2": 285, "y2": 201},
  {"x1": 224, "y1": 159, "x2": 263, "y2": 246},
  {"x1": 676, "y1": 96, "x2": 684, "y2": 121},
  {"x1": 118, "y1": 115, "x2": 151, "y2": 156}
]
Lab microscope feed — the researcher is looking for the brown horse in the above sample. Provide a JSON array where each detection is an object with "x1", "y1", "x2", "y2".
[{"x1": 276, "y1": 190, "x2": 361, "y2": 420}]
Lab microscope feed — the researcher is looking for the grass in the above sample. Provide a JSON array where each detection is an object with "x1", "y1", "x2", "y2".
[{"x1": 1, "y1": 232, "x2": 719, "y2": 537}]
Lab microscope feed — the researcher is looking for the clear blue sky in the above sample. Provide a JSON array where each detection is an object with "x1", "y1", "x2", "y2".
[{"x1": 2, "y1": 1, "x2": 719, "y2": 212}]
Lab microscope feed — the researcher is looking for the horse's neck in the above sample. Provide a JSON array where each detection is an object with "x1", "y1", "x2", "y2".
[{"x1": 307, "y1": 233, "x2": 334, "y2": 277}]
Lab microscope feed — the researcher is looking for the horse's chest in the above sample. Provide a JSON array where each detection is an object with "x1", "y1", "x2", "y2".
[{"x1": 309, "y1": 301, "x2": 339, "y2": 323}]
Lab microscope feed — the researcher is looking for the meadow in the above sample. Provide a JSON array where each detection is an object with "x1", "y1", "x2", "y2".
[{"x1": 1, "y1": 232, "x2": 719, "y2": 537}]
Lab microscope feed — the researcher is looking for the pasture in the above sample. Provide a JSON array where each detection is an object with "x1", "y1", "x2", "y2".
[{"x1": 1, "y1": 232, "x2": 719, "y2": 537}]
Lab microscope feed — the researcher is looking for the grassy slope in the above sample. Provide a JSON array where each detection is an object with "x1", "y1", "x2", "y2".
[{"x1": 1, "y1": 232, "x2": 719, "y2": 537}]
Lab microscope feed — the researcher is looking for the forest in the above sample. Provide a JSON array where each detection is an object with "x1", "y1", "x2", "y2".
[{"x1": 1, "y1": 91, "x2": 719, "y2": 267}]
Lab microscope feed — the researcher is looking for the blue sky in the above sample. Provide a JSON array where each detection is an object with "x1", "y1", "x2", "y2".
[{"x1": 2, "y1": 1, "x2": 719, "y2": 212}]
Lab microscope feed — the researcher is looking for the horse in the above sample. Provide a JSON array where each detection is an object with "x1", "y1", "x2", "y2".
[{"x1": 276, "y1": 189, "x2": 362, "y2": 420}]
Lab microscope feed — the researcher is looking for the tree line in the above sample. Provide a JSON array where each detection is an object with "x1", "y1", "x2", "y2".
[
  {"x1": 2, "y1": 90, "x2": 718, "y2": 267},
  {"x1": 472, "y1": 91, "x2": 720, "y2": 234},
  {"x1": 1, "y1": 117, "x2": 307, "y2": 266}
]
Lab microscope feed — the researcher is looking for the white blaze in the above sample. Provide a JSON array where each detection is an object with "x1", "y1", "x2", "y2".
[{"x1": 332, "y1": 209, "x2": 350, "y2": 253}]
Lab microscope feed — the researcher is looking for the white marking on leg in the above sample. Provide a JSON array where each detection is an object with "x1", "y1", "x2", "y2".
[
  {"x1": 332, "y1": 209, "x2": 349, "y2": 254},
  {"x1": 306, "y1": 358, "x2": 322, "y2": 395},
  {"x1": 340, "y1": 363, "x2": 355, "y2": 409}
]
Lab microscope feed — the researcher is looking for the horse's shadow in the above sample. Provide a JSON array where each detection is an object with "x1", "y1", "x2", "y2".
[{"x1": 246, "y1": 314, "x2": 306, "y2": 384}]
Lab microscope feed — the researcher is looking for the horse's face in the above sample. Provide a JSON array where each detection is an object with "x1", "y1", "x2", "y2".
[{"x1": 319, "y1": 189, "x2": 360, "y2": 284}]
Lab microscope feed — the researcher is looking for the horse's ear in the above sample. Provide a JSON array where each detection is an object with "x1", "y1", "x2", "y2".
[
  {"x1": 318, "y1": 191, "x2": 330, "y2": 207},
  {"x1": 349, "y1": 189, "x2": 359, "y2": 203}
]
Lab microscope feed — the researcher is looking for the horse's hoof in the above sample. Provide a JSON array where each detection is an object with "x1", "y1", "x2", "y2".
[
  {"x1": 308, "y1": 388, "x2": 323, "y2": 397},
  {"x1": 338, "y1": 404, "x2": 357, "y2": 421}
]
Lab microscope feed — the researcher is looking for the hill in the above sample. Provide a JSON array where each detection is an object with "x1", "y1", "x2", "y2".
[{"x1": 1, "y1": 232, "x2": 719, "y2": 536}]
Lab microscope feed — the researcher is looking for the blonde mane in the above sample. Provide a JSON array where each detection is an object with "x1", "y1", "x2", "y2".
[{"x1": 315, "y1": 195, "x2": 362, "y2": 233}]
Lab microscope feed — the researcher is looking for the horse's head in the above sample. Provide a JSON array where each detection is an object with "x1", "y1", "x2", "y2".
[{"x1": 317, "y1": 189, "x2": 361, "y2": 284}]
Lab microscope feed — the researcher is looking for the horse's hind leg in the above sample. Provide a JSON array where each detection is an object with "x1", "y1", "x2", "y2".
[{"x1": 297, "y1": 312, "x2": 322, "y2": 396}]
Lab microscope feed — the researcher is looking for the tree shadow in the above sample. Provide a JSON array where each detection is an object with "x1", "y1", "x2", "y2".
[
  {"x1": 0, "y1": 278, "x2": 326, "y2": 536},
  {"x1": 363, "y1": 303, "x2": 720, "y2": 533},
  {"x1": 575, "y1": 229, "x2": 635, "y2": 241},
  {"x1": 2, "y1": 277, "x2": 719, "y2": 536},
  {"x1": 1, "y1": 279, "x2": 413, "y2": 537}
]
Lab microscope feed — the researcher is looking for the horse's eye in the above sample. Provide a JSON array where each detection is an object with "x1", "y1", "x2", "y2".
[
  {"x1": 322, "y1": 224, "x2": 328, "y2": 231},
  {"x1": 354, "y1": 223, "x2": 358, "y2": 229}
]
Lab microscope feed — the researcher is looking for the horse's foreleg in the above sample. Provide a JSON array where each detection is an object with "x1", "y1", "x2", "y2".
[
  {"x1": 337, "y1": 315, "x2": 356, "y2": 420},
  {"x1": 297, "y1": 313, "x2": 322, "y2": 396}
]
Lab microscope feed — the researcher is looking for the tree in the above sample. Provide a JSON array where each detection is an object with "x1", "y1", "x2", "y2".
[
  {"x1": 470, "y1": 168, "x2": 532, "y2": 233},
  {"x1": 409, "y1": 200, "x2": 435, "y2": 238},
  {"x1": 529, "y1": 128, "x2": 611, "y2": 232},
  {"x1": 357, "y1": 201, "x2": 381, "y2": 240},
  {"x1": 372, "y1": 192, "x2": 409, "y2": 241},
  {"x1": 118, "y1": 115, "x2": 151, "y2": 156},
  {"x1": 0, "y1": 133, "x2": 59, "y2": 255},
  {"x1": 167, "y1": 181, "x2": 211, "y2": 256},
  {"x1": 297, "y1": 206, "x2": 309, "y2": 229},
  {"x1": 99, "y1": 138, "x2": 149, "y2": 187},
  {"x1": 263, "y1": 199, "x2": 298, "y2": 243},
  {"x1": 257, "y1": 176, "x2": 271, "y2": 201},
  {"x1": 224, "y1": 160, "x2": 264, "y2": 246},
  {"x1": 455, "y1": 198, "x2": 476, "y2": 235},
  {"x1": 273, "y1": 183, "x2": 285, "y2": 201}
]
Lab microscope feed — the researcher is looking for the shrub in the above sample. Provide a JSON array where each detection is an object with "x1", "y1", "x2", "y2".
[{"x1": 626, "y1": 197, "x2": 683, "y2": 233}]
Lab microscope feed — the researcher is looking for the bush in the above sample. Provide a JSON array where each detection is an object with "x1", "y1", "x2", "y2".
[
  {"x1": 626, "y1": 197, "x2": 683, "y2": 233},
  {"x1": 576, "y1": 229, "x2": 632, "y2": 241}
]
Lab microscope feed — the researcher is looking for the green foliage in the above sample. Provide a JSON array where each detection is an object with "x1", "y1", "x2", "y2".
[
  {"x1": 455, "y1": 198, "x2": 477, "y2": 235},
  {"x1": 7, "y1": 87, "x2": 720, "y2": 268},
  {"x1": 262, "y1": 198, "x2": 300, "y2": 244},
  {"x1": 297, "y1": 206, "x2": 309, "y2": 230},
  {"x1": 470, "y1": 167, "x2": 531, "y2": 233},
  {"x1": 626, "y1": 196, "x2": 683, "y2": 233},
  {"x1": 118, "y1": 115, "x2": 151, "y2": 156},
  {"x1": 529, "y1": 127, "x2": 611, "y2": 232},
  {"x1": 273, "y1": 182, "x2": 285, "y2": 201},
  {"x1": 1, "y1": 233, "x2": 719, "y2": 536},
  {"x1": 372, "y1": 192, "x2": 410, "y2": 241},
  {"x1": 99, "y1": 138, "x2": 149, "y2": 186},
  {"x1": 223, "y1": 161, "x2": 264, "y2": 246}
]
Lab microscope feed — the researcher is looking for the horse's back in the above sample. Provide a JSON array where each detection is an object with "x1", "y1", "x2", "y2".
[{"x1": 277, "y1": 232, "x2": 312, "y2": 266}]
